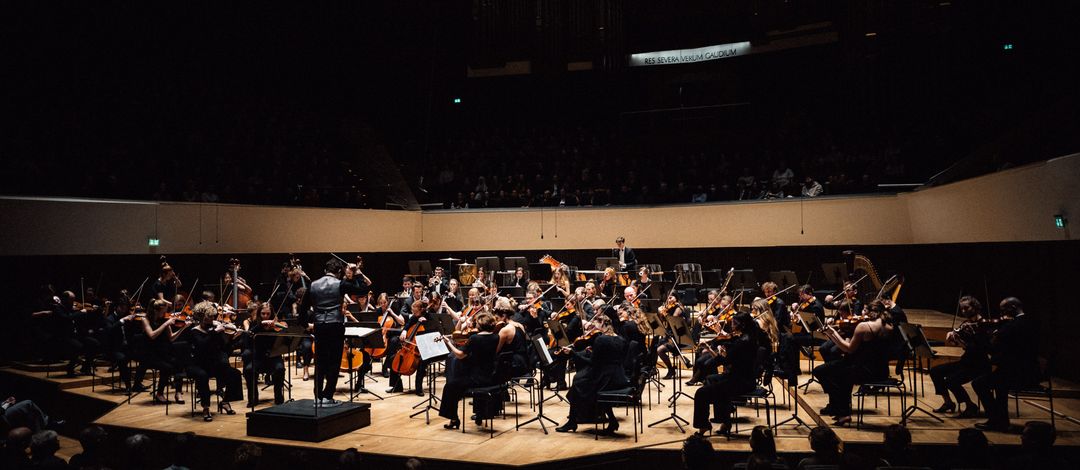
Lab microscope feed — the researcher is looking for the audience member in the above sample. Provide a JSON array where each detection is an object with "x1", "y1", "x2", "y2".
[
  {"x1": 123, "y1": 434, "x2": 152, "y2": 470},
  {"x1": 946, "y1": 428, "x2": 992, "y2": 470},
  {"x1": 747, "y1": 454, "x2": 777, "y2": 470},
  {"x1": 163, "y1": 432, "x2": 195, "y2": 470},
  {"x1": 879, "y1": 424, "x2": 919, "y2": 467},
  {"x1": 681, "y1": 434, "x2": 715, "y2": 470},
  {"x1": 68, "y1": 425, "x2": 107, "y2": 470},
  {"x1": 748, "y1": 425, "x2": 783, "y2": 466},
  {"x1": 336, "y1": 448, "x2": 361, "y2": 470},
  {"x1": 796, "y1": 426, "x2": 841, "y2": 470},
  {"x1": 1, "y1": 396, "x2": 57, "y2": 433},
  {"x1": 1006, "y1": 421, "x2": 1068, "y2": 469},
  {"x1": 403, "y1": 457, "x2": 423, "y2": 470},
  {"x1": 233, "y1": 443, "x2": 262, "y2": 470},
  {"x1": 29, "y1": 430, "x2": 67, "y2": 470},
  {"x1": 4, "y1": 427, "x2": 33, "y2": 470}
]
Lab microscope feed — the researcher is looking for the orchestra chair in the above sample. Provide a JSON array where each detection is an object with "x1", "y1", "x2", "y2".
[
  {"x1": 595, "y1": 366, "x2": 649, "y2": 442},
  {"x1": 731, "y1": 347, "x2": 778, "y2": 435},
  {"x1": 461, "y1": 352, "x2": 518, "y2": 438},
  {"x1": 803, "y1": 466, "x2": 839, "y2": 470},
  {"x1": 164, "y1": 341, "x2": 194, "y2": 416},
  {"x1": 854, "y1": 376, "x2": 907, "y2": 429},
  {"x1": 1008, "y1": 354, "x2": 1056, "y2": 428},
  {"x1": 510, "y1": 361, "x2": 538, "y2": 411}
]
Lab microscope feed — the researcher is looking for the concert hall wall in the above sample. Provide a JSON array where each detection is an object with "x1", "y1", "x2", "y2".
[{"x1": 1, "y1": 154, "x2": 1077, "y2": 375}]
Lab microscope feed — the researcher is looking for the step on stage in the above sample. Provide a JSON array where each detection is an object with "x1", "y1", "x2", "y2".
[{"x1": 247, "y1": 400, "x2": 371, "y2": 442}]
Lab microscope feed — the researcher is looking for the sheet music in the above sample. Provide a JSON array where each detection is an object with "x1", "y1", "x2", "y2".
[
  {"x1": 344, "y1": 326, "x2": 377, "y2": 338},
  {"x1": 416, "y1": 332, "x2": 450, "y2": 360}
]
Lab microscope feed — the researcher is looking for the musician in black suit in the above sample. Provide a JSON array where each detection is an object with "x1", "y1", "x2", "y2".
[
  {"x1": 614, "y1": 236, "x2": 636, "y2": 273},
  {"x1": 973, "y1": 297, "x2": 1040, "y2": 432},
  {"x1": 298, "y1": 258, "x2": 368, "y2": 406}
]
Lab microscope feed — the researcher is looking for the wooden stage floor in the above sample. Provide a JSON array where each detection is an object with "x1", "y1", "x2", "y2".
[{"x1": 6, "y1": 310, "x2": 1080, "y2": 467}]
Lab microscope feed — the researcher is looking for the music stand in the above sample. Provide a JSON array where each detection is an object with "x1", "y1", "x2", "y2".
[
  {"x1": 595, "y1": 257, "x2": 619, "y2": 271},
  {"x1": 408, "y1": 332, "x2": 451, "y2": 424},
  {"x1": 796, "y1": 312, "x2": 827, "y2": 393},
  {"x1": 821, "y1": 263, "x2": 848, "y2": 287},
  {"x1": 408, "y1": 260, "x2": 432, "y2": 276},
  {"x1": 344, "y1": 326, "x2": 384, "y2": 400},
  {"x1": 732, "y1": 269, "x2": 756, "y2": 295},
  {"x1": 503, "y1": 256, "x2": 528, "y2": 272},
  {"x1": 530, "y1": 263, "x2": 552, "y2": 282},
  {"x1": 649, "y1": 311, "x2": 691, "y2": 433},
  {"x1": 768, "y1": 271, "x2": 799, "y2": 292},
  {"x1": 476, "y1": 257, "x2": 500, "y2": 283},
  {"x1": 517, "y1": 337, "x2": 561, "y2": 434},
  {"x1": 899, "y1": 323, "x2": 944, "y2": 426},
  {"x1": 269, "y1": 335, "x2": 304, "y2": 402},
  {"x1": 546, "y1": 320, "x2": 571, "y2": 349}
]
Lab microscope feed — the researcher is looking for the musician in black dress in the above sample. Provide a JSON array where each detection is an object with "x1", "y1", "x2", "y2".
[
  {"x1": 439, "y1": 312, "x2": 500, "y2": 429},
  {"x1": 812, "y1": 300, "x2": 894, "y2": 425},
  {"x1": 973, "y1": 297, "x2": 1040, "y2": 432},
  {"x1": 556, "y1": 314, "x2": 630, "y2": 435},
  {"x1": 242, "y1": 302, "x2": 288, "y2": 406},
  {"x1": 495, "y1": 299, "x2": 531, "y2": 377},
  {"x1": 692, "y1": 312, "x2": 764, "y2": 435},
  {"x1": 929, "y1": 296, "x2": 990, "y2": 418},
  {"x1": 126, "y1": 299, "x2": 188, "y2": 403},
  {"x1": 151, "y1": 260, "x2": 181, "y2": 303},
  {"x1": 819, "y1": 282, "x2": 863, "y2": 363},
  {"x1": 188, "y1": 302, "x2": 244, "y2": 421},
  {"x1": 299, "y1": 258, "x2": 367, "y2": 406}
]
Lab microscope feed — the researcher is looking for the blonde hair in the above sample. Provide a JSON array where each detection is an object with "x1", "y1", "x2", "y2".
[{"x1": 751, "y1": 299, "x2": 779, "y2": 351}]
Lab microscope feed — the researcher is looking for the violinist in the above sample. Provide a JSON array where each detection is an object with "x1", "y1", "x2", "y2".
[
  {"x1": 386, "y1": 299, "x2": 431, "y2": 396},
  {"x1": 494, "y1": 298, "x2": 531, "y2": 378},
  {"x1": 614, "y1": 286, "x2": 640, "y2": 327},
  {"x1": 514, "y1": 290, "x2": 548, "y2": 337},
  {"x1": 243, "y1": 301, "x2": 287, "y2": 406},
  {"x1": 928, "y1": 296, "x2": 989, "y2": 418},
  {"x1": 789, "y1": 285, "x2": 826, "y2": 357},
  {"x1": 101, "y1": 295, "x2": 134, "y2": 391},
  {"x1": 151, "y1": 258, "x2": 181, "y2": 303},
  {"x1": 824, "y1": 282, "x2": 862, "y2": 320},
  {"x1": 125, "y1": 299, "x2": 188, "y2": 404},
  {"x1": 187, "y1": 302, "x2": 244, "y2": 421},
  {"x1": 544, "y1": 289, "x2": 586, "y2": 391},
  {"x1": 31, "y1": 291, "x2": 97, "y2": 377},
  {"x1": 598, "y1": 267, "x2": 618, "y2": 299},
  {"x1": 583, "y1": 282, "x2": 598, "y2": 307},
  {"x1": 298, "y1": 258, "x2": 368, "y2": 406},
  {"x1": 693, "y1": 312, "x2": 767, "y2": 436},
  {"x1": 438, "y1": 312, "x2": 500, "y2": 429},
  {"x1": 687, "y1": 293, "x2": 734, "y2": 386},
  {"x1": 761, "y1": 282, "x2": 788, "y2": 332},
  {"x1": 657, "y1": 294, "x2": 691, "y2": 380},
  {"x1": 272, "y1": 264, "x2": 307, "y2": 321},
  {"x1": 633, "y1": 266, "x2": 653, "y2": 299},
  {"x1": 973, "y1": 297, "x2": 1040, "y2": 432},
  {"x1": 556, "y1": 314, "x2": 630, "y2": 435},
  {"x1": 812, "y1": 300, "x2": 894, "y2": 426}
]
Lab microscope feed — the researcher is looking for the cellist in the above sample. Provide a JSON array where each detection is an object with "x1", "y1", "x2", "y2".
[{"x1": 386, "y1": 298, "x2": 431, "y2": 396}]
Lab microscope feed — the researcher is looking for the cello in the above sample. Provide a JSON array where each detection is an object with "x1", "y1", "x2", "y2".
[
  {"x1": 391, "y1": 312, "x2": 425, "y2": 376},
  {"x1": 365, "y1": 298, "x2": 395, "y2": 359}
]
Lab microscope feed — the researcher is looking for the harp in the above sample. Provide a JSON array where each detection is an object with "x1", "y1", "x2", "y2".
[{"x1": 844, "y1": 251, "x2": 903, "y2": 303}]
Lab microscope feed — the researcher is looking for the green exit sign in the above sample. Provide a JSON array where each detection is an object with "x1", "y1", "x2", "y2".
[
  {"x1": 148, "y1": 238, "x2": 160, "y2": 247},
  {"x1": 1054, "y1": 215, "x2": 1066, "y2": 229}
]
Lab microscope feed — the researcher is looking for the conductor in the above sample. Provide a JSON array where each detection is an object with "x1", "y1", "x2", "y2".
[{"x1": 301, "y1": 258, "x2": 369, "y2": 406}]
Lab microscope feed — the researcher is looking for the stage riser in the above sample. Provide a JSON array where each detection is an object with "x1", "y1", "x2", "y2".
[{"x1": 246, "y1": 400, "x2": 371, "y2": 442}]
